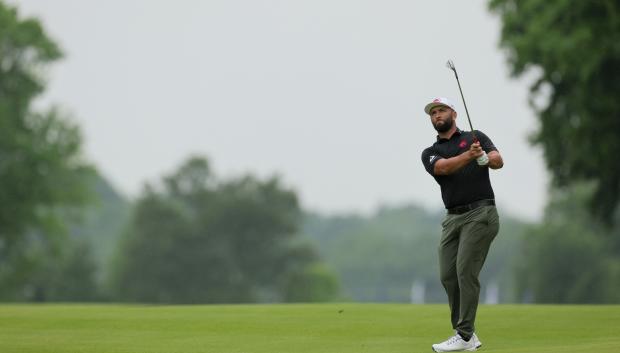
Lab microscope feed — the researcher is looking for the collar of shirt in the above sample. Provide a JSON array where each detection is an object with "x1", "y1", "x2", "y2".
[{"x1": 436, "y1": 128, "x2": 463, "y2": 143}]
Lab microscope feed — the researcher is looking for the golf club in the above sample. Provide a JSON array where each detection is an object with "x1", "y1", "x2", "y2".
[
  {"x1": 446, "y1": 59, "x2": 488, "y2": 165},
  {"x1": 446, "y1": 59, "x2": 477, "y2": 142}
]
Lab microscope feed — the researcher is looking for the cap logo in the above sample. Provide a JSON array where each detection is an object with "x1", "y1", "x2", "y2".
[{"x1": 433, "y1": 98, "x2": 441, "y2": 103}]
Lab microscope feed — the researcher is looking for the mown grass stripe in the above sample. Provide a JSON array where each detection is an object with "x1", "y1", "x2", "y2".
[{"x1": 0, "y1": 304, "x2": 618, "y2": 353}]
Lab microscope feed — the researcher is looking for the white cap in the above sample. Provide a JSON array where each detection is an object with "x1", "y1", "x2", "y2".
[{"x1": 424, "y1": 97, "x2": 456, "y2": 115}]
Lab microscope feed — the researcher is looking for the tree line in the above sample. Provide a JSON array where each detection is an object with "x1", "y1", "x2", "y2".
[
  {"x1": 0, "y1": 2, "x2": 337, "y2": 303},
  {"x1": 1, "y1": 1, "x2": 619, "y2": 304},
  {"x1": 490, "y1": 0, "x2": 620, "y2": 303}
]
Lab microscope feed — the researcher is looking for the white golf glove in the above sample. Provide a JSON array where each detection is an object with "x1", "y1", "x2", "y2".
[{"x1": 477, "y1": 152, "x2": 489, "y2": 166}]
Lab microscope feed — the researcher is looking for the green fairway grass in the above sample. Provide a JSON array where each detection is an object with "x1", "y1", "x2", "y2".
[{"x1": 0, "y1": 304, "x2": 618, "y2": 352}]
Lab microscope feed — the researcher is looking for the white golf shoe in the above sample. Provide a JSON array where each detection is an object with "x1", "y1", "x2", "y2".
[
  {"x1": 452, "y1": 332, "x2": 482, "y2": 349},
  {"x1": 472, "y1": 333, "x2": 482, "y2": 349},
  {"x1": 431, "y1": 333, "x2": 478, "y2": 352}
]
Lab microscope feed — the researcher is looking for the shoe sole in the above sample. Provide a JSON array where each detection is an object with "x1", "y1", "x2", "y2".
[
  {"x1": 432, "y1": 347, "x2": 479, "y2": 352},
  {"x1": 431, "y1": 337, "x2": 481, "y2": 352}
]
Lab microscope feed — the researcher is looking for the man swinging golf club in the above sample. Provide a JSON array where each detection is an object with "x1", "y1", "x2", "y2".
[{"x1": 421, "y1": 62, "x2": 503, "y2": 352}]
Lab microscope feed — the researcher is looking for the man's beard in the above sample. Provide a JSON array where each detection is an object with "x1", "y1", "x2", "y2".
[{"x1": 433, "y1": 117, "x2": 454, "y2": 133}]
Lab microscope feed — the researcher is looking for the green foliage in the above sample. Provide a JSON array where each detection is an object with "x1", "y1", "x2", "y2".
[
  {"x1": 0, "y1": 3, "x2": 61, "y2": 113},
  {"x1": 71, "y1": 173, "x2": 131, "y2": 283},
  {"x1": 0, "y1": 2, "x2": 94, "y2": 299},
  {"x1": 27, "y1": 239, "x2": 99, "y2": 302},
  {"x1": 49, "y1": 240, "x2": 99, "y2": 301},
  {"x1": 111, "y1": 156, "x2": 339, "y2": 303},
  {"x1": 490, "y1": 0, "x2": 620, "y2": 304},
  {"x1": 489, "y1": 0, "x2": 620, "y2": 222},
  {"x1": 14, "y1": 172, "x2": 131, "y2": 302},
  {"x1": 515, "y1": 183, "x2": 620, "y2": 303},
  {"x1": 283, "y1": 263, "x2": 340, "y2": 302},
  {"x1": 303, "y1": 205, "x2": 529, "y2": 303}
]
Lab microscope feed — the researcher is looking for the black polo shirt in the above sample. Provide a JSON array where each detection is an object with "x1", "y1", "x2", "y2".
[{"x1": 421, "y1": 128, "x2": 498, "y2": 209}]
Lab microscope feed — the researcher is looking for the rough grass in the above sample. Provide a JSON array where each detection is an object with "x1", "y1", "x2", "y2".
[{"x1": 0, "y1": 304, "x2": 618, "y2": 352}]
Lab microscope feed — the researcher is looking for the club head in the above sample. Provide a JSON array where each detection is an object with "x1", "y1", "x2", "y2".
[{"x1": 446, "y1": 59, "x2": 456, "y2": 72}]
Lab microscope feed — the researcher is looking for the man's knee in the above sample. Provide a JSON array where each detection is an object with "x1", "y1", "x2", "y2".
[
  {"x1": 440, "y1": 268, "x2": 458, "y2": 286},
  {"x1": 457, "y1": 268, "x2": 480, "y2": 290}
]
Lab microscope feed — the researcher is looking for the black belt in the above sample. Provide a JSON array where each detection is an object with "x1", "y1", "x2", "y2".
[{"x1": 447, "y1": 199, "x2": 495, "y2": 215}]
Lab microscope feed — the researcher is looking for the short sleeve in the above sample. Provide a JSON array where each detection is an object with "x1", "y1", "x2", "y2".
[
  {"x1": 475, "y1": 130, "x2": 498, "y2": 153},
  {"x1": 421, "y1": 147, "x2": 442, "y2": 176}
]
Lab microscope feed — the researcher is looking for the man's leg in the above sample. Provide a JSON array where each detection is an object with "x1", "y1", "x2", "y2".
[
  {"x1": 455, "y1": 206, "x2": 500, "y2": 339},
  {"x1": 438, "y1": 213, "x2": 461, "y2": 329}
]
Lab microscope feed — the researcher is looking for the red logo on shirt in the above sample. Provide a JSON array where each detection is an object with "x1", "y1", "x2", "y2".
[{"x1": 459, "y1": 140, "x2": 468, "y2": 148}]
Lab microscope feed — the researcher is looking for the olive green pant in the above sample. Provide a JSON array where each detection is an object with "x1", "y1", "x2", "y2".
[{"x1": 439, "y1": 205, "x2": 499, "y2": 340}]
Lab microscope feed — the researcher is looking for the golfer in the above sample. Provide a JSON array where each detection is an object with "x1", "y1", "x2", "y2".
[{"x1": 421, "y1": 97, "x2": 503, "y2": 352}]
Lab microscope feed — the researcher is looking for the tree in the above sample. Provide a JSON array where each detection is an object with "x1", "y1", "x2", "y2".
[
  {"x1": 0, "y1": 3, "x2": 93, "y2": 298},
  {"x1": 283, "y1": 263, "x2": 340, "y2": 302},
  {"x1": 25, "y1": 239, "x2": 99, "y2": 302},
  {"x1": 489, "y1": 0, "x2": 620, "y2": 222},
  {"x1": 515, "y1": 183, "x2": 620, "y2": 303},
  {"x1": 302, "y1": 205, "x2": 529, "y2": 303},
  {"x1": 111, "y1": 156, "x2": 339, "y2": 303}
]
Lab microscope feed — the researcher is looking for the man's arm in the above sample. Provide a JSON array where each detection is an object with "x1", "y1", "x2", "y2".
[
  {"x1": 487, "y1": 150, "x2": 503, "y2": 169},
  {"x1": 475, "y1": 130, "x2": 503, "y2": 170},
  {"x1": 433, "y1": 142, "x2": 484, "y2": 175}
]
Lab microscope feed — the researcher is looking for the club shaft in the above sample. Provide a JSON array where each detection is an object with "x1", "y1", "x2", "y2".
[
  {"x1": 448, "y1": 62, "x2": 478, "y2": 141},
  {"x1": 454, "y1": 76, "x2": 476, "y2": 140}
]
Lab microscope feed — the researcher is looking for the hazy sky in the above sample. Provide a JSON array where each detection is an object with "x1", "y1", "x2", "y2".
[{"x1": 13, "y1": 0, "x2": 547, "y2": 221}]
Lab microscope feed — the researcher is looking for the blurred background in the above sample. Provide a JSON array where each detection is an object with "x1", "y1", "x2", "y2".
[{"x1": 0, "y1": 0, "x2": 618, "y2": 304}]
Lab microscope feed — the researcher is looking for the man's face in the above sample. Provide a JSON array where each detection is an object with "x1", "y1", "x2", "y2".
[{"x1": 429, "y1": 105, "x2": 456, "y2": 133}]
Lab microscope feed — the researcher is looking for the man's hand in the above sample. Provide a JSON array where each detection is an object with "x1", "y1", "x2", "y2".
[
  {"x1": 434, "y1": 141, "x2": 499, "y2": 175},
  {"x1": 467, "y1": 142, "x2": 485, "y2": 160},
  {"x1": 434, "y1": 142, "x2": 484, "y2": 175}
]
